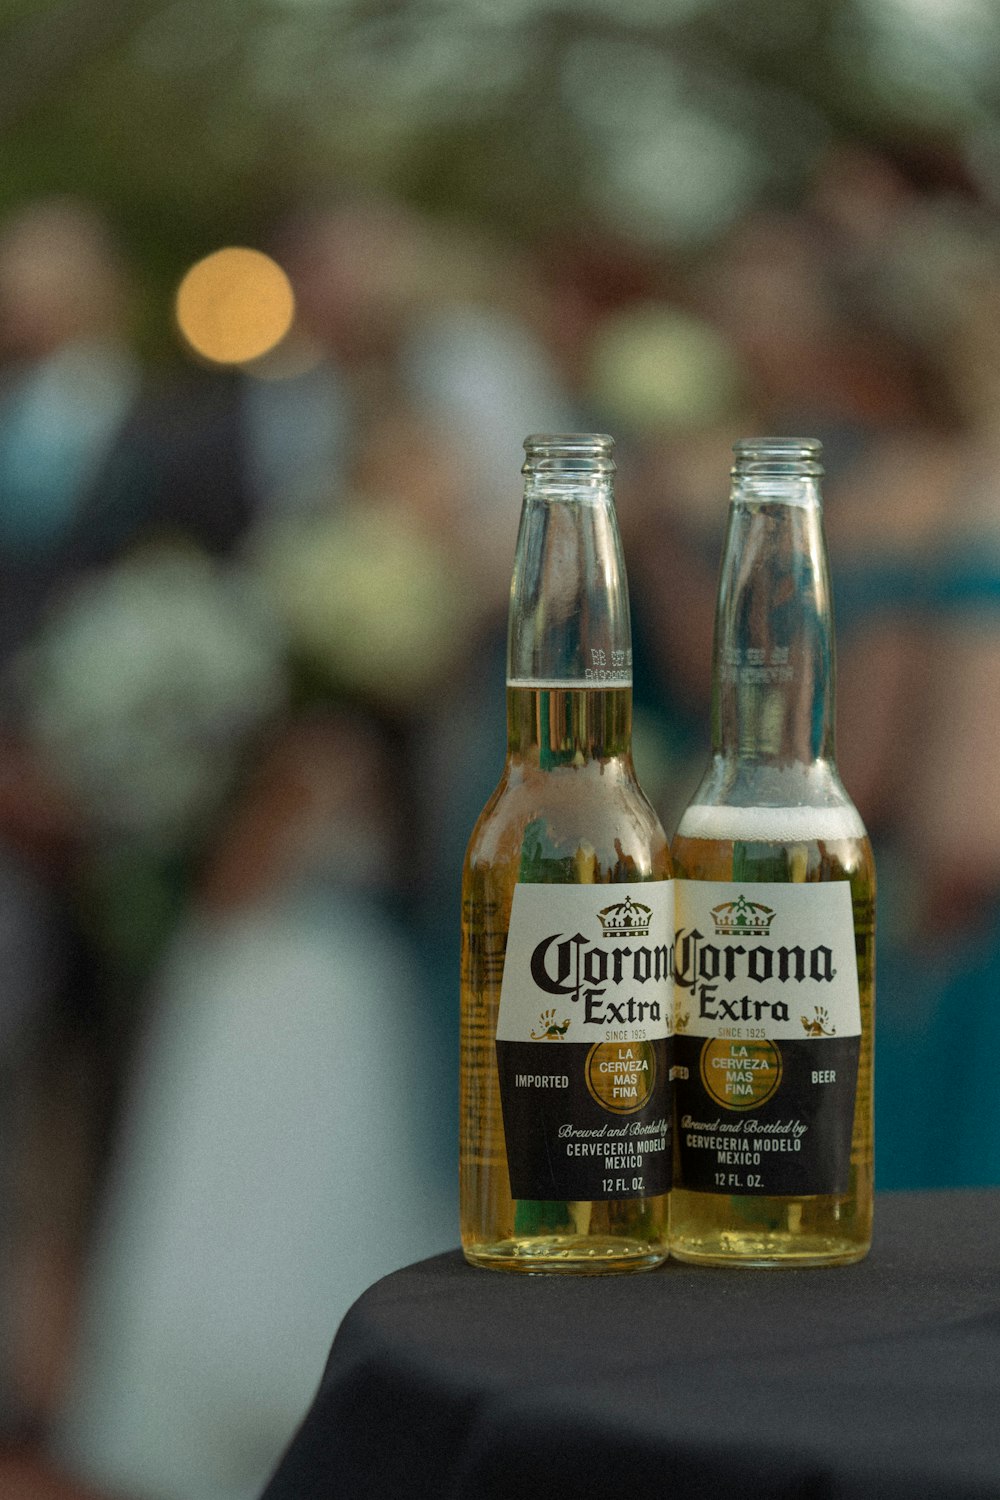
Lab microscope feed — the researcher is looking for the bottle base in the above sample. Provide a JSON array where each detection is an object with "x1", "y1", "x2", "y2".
[
  {"x1": 463, "y1": 1234, "x2": 668, "y2": 1275},
  {"x1": 670, "y1": 1231, "x2": 870, "y2": 1268},
  {"x1": 668, "y1": 1184, "x2": 873, "y2": 1268}
]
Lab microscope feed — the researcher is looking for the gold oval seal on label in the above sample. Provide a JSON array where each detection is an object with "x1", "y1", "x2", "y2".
[
  {"x1": 585, "y1": 1040, "x2": 656, "y2": 1115},
  {"x1": 699, "y1": 1037, "x2": 783, "y2": 1111}
]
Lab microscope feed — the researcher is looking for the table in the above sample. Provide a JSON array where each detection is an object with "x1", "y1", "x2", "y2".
[{"x1": 263, "y1": 1190, "x2": 1000, "y2": 1499}]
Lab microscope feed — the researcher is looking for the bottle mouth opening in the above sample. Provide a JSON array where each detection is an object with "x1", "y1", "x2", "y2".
[
  {"x1": 732, "y1": 437, "x2": 823, "y2": 477},
  {"x1": 523, "y1": 433, "x2": 616, "y2": 476}
]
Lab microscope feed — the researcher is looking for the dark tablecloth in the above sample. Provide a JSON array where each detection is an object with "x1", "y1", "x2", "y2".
[{"x1": 263, "y1": 1190, "x2": 1000, "y2": 1499}]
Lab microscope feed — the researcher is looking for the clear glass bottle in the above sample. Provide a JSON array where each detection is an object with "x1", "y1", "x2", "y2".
[
  {"x1": 670, "y1": 438, "x2": 875, "y2": 1267},
  {"x1": 460, "y1": 434, "x2": 672, "y2": 1274}
]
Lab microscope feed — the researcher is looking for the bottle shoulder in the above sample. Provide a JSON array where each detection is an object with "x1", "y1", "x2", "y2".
[
  {"x1": 671, "y1": 757, "x2": 873, "y2": 885},
  {"x1": 465, "y1": 758, "x2": 670, "y2": 880},
  {"x1": 678, "y1": 758, "x2": 866, "y2": 836}
]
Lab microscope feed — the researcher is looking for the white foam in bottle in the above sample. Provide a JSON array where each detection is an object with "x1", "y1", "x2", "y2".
[{"x1": 676, "y1": 803, "x2": 866, "y2": 845}]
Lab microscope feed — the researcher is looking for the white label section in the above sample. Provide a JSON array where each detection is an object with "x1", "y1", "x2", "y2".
[
  {"x1": 673, "y1": 879, "x2": 860, "y2": 1041},
  {"x1": 497, "y1": 882, "x2": 673, "y2": 1044}
]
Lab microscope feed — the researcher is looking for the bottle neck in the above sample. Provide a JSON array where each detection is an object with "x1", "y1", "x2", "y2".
[
  {"x1": 506, "y1": 683, "x2": 633, "y2": 763},
  {"x1": 712, "y1": 447, "x2": 836, "y2": 769},
  {"x1": 507, "y1": 434, "x2": 633, "y2": 765}
]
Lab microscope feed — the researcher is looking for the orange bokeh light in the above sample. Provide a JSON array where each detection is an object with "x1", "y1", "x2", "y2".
[{"x1": 176, "y1": 246, "x2": 295, "y2": 364}]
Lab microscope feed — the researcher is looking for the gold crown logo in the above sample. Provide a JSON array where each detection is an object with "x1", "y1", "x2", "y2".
[
  {"x1": 597, "y1": 894, "x2": 652, "y2": 938},
  {"x1": 710, "y1": 894, "x2": 775, "y2": 936}
]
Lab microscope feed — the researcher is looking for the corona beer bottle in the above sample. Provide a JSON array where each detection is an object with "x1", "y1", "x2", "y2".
[
  {"x1": 460, "y1": 434, "x2": 672, "y2": 1273},
  {"x1": 670, "y1": 438, "x2": 875, "y2": 1266}
]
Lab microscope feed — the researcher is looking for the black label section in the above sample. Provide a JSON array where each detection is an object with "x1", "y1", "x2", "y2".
[
  {"x1": 496, "y1": 1039, "x2": 672, "y2": 1201},
  {"x1": 674, "y1": 1034, "x2": 859, "y2": 1196}
]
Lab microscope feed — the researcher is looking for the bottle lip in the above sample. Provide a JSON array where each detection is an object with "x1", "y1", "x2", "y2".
[
  {"x1": 732, "y1": 437, "x2": 823, "y2": 477},
  {"x1": 523, "y1": 433, "x2": 616, "y2": 476}
]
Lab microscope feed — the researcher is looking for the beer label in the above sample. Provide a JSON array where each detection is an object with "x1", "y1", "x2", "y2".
[
  {"x1": 495, "y1": 882, "x2": 673, "y2": 1202},
  {"x1": 673, "y1": 879, "x2": 860, "y2": 1196}
]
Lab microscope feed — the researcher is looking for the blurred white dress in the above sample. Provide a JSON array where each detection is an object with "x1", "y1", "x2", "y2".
[{"x1": 52, "y1": 886, "x2": 457, "y2": 1500}]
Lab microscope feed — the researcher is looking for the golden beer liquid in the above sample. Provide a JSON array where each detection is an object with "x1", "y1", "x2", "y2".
[
  {"x1": 670, "y1": 805, "x2": 875, "y2": 1267},
  {"x1": 460, "y1": 684, "x2": 671, "y2": 1273}
]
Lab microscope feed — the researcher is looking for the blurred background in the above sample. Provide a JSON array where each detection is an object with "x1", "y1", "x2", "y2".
[{"x1": 1, "y1": 0, "x2": 1000, "y2": 1494}]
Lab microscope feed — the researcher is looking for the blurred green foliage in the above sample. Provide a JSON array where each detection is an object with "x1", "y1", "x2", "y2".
[{"x1": 2, "y1": 0, "x2": 999, "y2": 355}]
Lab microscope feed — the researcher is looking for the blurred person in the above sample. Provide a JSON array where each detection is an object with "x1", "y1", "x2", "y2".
[
  {"x1": 780, "y1": 149, "x2": 979, "y2": 870},
  {"x1": 268, "y1": 199, "x2": 577, "y2": 605},
  {"x1": 249, "y1": 400, "x2": 475, "y2": 722},
  {"x1": 273, "y1": 194, "x2": 433, "y2": 387},
  {"x1": 690, "y1": 204, "x2": 922, "y2": 475},
  {"x1": 826, "y1": 423, "x2": 1000, "y2": 1189},
  {"x1": 0, "y1": 197, "x2": 153, "y2": 652},
  {"x1": 913, "y1": 257, "x2": 1000, "y2": 926},
  {"x1": 0, "y1": 196, "x2": 172, "y2": 1433},
  {"x1": 49, "y1": 710, "x2": 457, "y2": 1500},
  {"x1": 806, "y1": 184, "x2": 1000, "y2": 1190},
  {"x1": 226, "y1": 191, "x2": 436, "y2": 532},
  {"x1": 889, "y1": 235, "x2": 1000, "y2": 1190},
  {"x1": 823, "y1": 434, "x2": 962, "y2": 847},
  {"x1": 398, "y1": 293, "x2": 578, "y2": 603}
]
